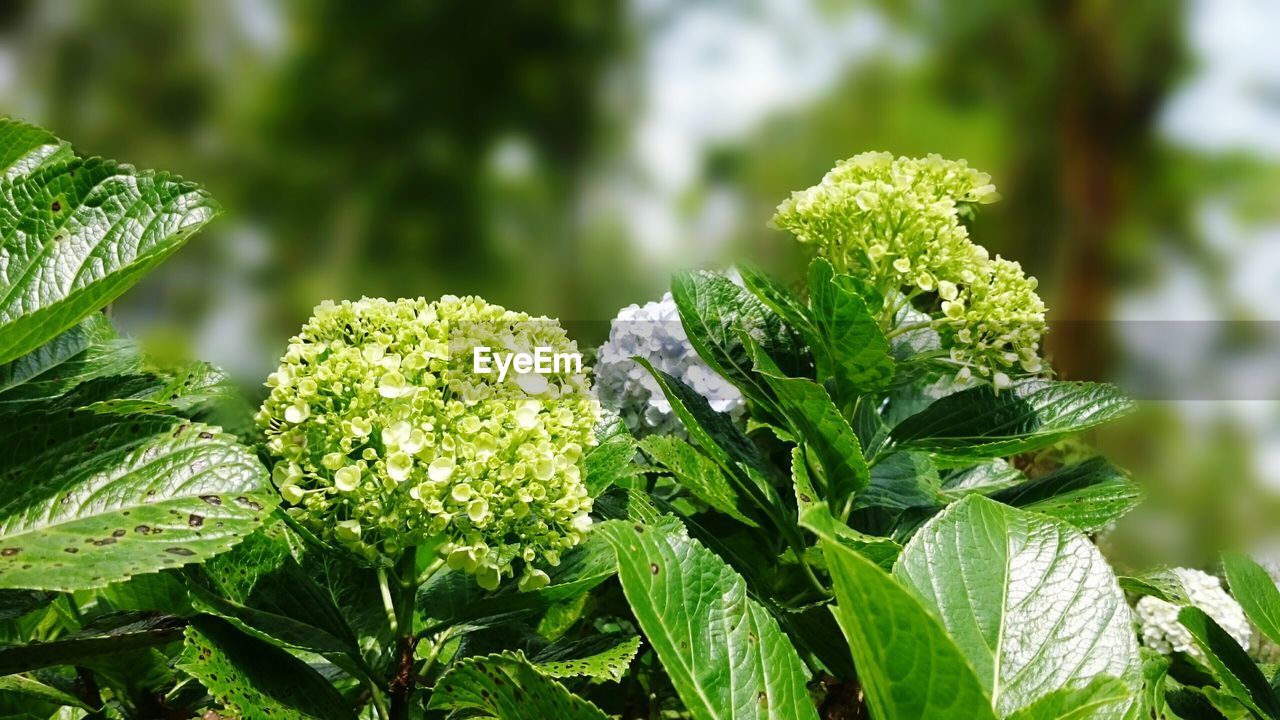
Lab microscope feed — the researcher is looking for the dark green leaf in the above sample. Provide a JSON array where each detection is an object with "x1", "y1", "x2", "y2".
[
  {"x1": 0, "y1": 590, "x2": 54, "y2": 622},
  {"x1": 748, "y1": 338, "x2": 868, "y2": 506},
  {"x1": 1179, "y1": 606, "x2": 1280, "y2": 719},
  {"x1": 792, "y1": 449, "x2": 899, "y2": 568},
  {"x1": 891, "y1": 380, "x2": 1135, "y2": 461},
  {"x1": 429, "y1": 652, "x2": 609, "y2": 719},
  {"x1": 856, "y1": 452, "x2": 942, "y2": 511},
  {"x1": 0, "y1": 148, "x2": 220, "y2": 364},
  {"x1": 186, "y1": 528, "x2": 357, "y2": 654},
  {"x1": 799, "y1": 502, "x2": 996, "y2": 720},
  {"x1": 635, "y1": 359, "x2": 783, "y2": 514},
  {"x1": 418, "y1": 533, "x2": 616, "y2": 631},
  {"x1": 1165, "y1": 687, "x2": 1230, "y2": 720},
  {"x1": 597, "y1": 518, "x2": 818, "y2": 720},
  {"x1": 670, "y1": 269, "x2": 808, "y2": 418},
  {"x1": 1223, "y1": 553, "x2": 1280, "y2": 650},
  {"x1": 807, "y1": 258, "x2": 894, "y2": 395},
  {"x1": 893, "y1": 496, "x2": 1140, "y2": 717},
  {"x1": 0, "y1": 615, "x2": 184, "y2": 675},
  {"x1": 177, "y1": 616, "x2": 353, "y2": 720},
  {"x1": 989, "y1": 457, "x2": 1142, "y2": 533},
  {"x1": 0, "y1": 674, "x2": 91, "y2": 711},
  {"x1": 0, "y1": 410, "x2": 273, "y2": 591}
]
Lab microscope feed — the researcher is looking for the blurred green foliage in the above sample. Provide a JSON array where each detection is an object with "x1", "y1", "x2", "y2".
[{"x1": 1, "y1": 0, "x2": 1277, "y2": 566}]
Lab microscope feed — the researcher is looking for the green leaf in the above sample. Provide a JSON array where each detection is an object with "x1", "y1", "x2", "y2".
[
  {"x1": 1119, "y1": 569, "x2": 1193, "y2": 605},
  {"x1": 1223, "y1": 553, "x2": 1280, "y2": 650},
  {"x1": 807, "y1": 258, "x2": 894, "y2": 395},
  {"x1": 532, "y1": 634, "x2": 641, "y2": 682},
  {"x1": 1004, "y1": 675, "x2": 1131, "y2": 720},
  {"x1": 670, "y1": 268, "x2": 808, "y2": 418},
  {"x1": 635, "y1": 358, "x2": 783, "y2": 514},
  {"x1": 0, "y1": 411, "x2": 273, "y2": 591},
  {"x1": 1139, "y1": 648, "x2": 1171, "y2": 719},
  {"x1": 891, "y1": 380, "x2": 1135, "y2": 461},
  {"x1": 0, "y1": 675, "x2": 91, "y2": 711},
  {"x1": 989, "y1": 457, "x2": 1142, "y2": 533},
  {"x1": 737, "y1": 264, "x2": 818, "y2": 339},
  {"x1": 893, "y1": 495, "x2": 1140, "y2": 717},
  {"x1": 0, "y1": 118, "x2": 73, "y2": 181},
  {"x1": 747, "y1": 337, "x2": 869, "y2": 506},
  {"x1": 584, "y1": 416, "x2": 638, "y2": 497},
  {"x1": 0, "y1": 590, "x2": 54, "y2": 622},
  {"x1": 1165, "y1": 687, "x2": 1230, "y2": 720},
  {"x1": 1178, "y1": 606, "x2": 1280, "y2": 719},
  {"x1": 940, "y1": 459, "x2": 1026, "y2": 500},
  {"x1": 641, "y1": 434, "x2": 759, "y2": 526},
  {"x1": 0, "y1": 143, "x2": 220, "y2": 363},
  {"x1": 419, "y1": 533, "x2": 616, "y2": 631},
  {"x1": 177, "y1": 616, "x2": 353, "y2": 720},
  {"x1": 0, "y1": 615, "x2": 184, "y2": 675},
  {"x1": 0, "y1": 314, "x2": 120, "y2": 402},
  {"x1": 799, "y1": 502, "x2": 996, "y2": 720},
  {"x1": 597, "y1": 517, "x2": 818, "y2": 720},
  {"x1": 186, "y1": 528, "x2": 357, "y2": 654},
  {"x1": 856, "y1": 452, "x2": 942, "y2": 511},
  {"x1": 430, "y1": 652, "x2": 609, "y2": 719},
  {"x1": 791, "y1": 449, "x2": 900, "y2": 569}
]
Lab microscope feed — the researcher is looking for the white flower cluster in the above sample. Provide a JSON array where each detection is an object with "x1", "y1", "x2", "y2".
[
  {"x1": 1135, "y1": 567, "x2": 1252, "y2": 662},
  {"x1": 595, "y1": 291, "x2": 745, "y2": 437}
]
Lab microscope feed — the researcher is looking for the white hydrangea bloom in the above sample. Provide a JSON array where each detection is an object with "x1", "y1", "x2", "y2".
[
  {"x1": 595, "y1": 290, "x2": 745, "y2": 437},
  {"x1": 1135, "y1": 567, "x2": 1252, "y2": 662}
]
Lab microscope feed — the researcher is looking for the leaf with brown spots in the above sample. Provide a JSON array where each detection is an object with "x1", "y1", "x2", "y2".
[
  {"x1": 428, "y1": 652, "x2": 608, "y2": 719},
  {"x1": 0, "y1": 409, "x2": 272, "y2": 592}
]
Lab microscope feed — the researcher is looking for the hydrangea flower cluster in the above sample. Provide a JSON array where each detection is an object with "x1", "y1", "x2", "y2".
[
  {"x1": 257, "y1": 296, "x2": 599, "y2": 591},
  {"x1": 594, "y1": 290, "x2": 745, "y2": 437},
  {"x1": 1134, "y1": 567, "x2": 1252, "y2": 662},
  {"x1": 772, "y1": 151, "x2": 1046, "y2": 385}
]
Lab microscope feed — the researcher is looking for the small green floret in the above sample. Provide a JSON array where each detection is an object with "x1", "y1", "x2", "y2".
[
  {"x1": 773, "y1": 151, "x2": 1046, "y2": 382},
  {"x1": 257, "y1": 296, "x2": 599, "y2": 590}
]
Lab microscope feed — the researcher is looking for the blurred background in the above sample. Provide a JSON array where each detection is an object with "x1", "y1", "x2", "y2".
[{"x1": 1, "y1": 0, "x2": 1276, "y2": 569}]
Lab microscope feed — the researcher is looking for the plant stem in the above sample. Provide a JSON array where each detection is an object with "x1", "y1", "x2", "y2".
[
  {"x1": 883, "y1": 320, "x2": 935, "y2": 340},
  {"x1": 377, "y1": 566, "x2": 399, "y2": 636}
]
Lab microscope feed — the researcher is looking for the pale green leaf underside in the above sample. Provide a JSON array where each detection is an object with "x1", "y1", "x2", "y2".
[
  {"x1": 429, "y1": 652, "x2": 609, "y2": 719},
  {"x1": 0, "y1": 117, "x2": 219, "y2": 364},
  {"x1": 641, "y1": 434, "x2": 758, "y2": 526},
  {"x1": 893, "y1": 496, "x2": 1140, "y2": 718},
  {"x1": 0, "y1": 411, "x2": 273, "y2": 591},
  {"x1": 800, "y1": 502, "x2": 997, "y2": 720},
  {"x1": 1003, "y1": 675, "x2": 1131, "y2": 720},
  {"x1": 533, "y1": 634, "x2": 641, "y2": 682},
  {"x1": 598, "y1": 518, "x2": 818, "y2": 720}
]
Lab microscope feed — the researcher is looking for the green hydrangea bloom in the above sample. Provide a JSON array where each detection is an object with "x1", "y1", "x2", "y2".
[
  {"x1": 772, "y1": 151, "x2": 1046, "y2": 383},
  {"x1": 257, "y1": 296, "x2": 599, "y2": 590}
]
